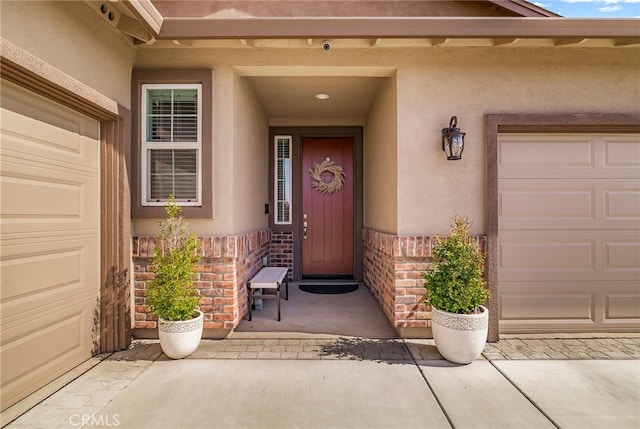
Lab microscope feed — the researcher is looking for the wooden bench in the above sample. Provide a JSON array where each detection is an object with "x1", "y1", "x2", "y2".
[{"x1": 246, "y1": 267, "x2": 289, "y2": 321}]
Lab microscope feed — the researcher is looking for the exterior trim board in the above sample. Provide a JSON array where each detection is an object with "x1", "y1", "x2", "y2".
[{"x1": 159, "y1": 17, "x2": 640, "y2": 40}]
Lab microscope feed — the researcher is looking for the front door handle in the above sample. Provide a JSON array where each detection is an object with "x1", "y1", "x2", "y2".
[{"x1": 303, "y1": 220, "x2": 308, "y2": 239}]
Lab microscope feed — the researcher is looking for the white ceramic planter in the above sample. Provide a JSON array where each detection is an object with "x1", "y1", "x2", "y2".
[
  {"x1": 158, "y1": 310, "x2": 204, "y2": 359},
  {"x1": 432, "y1": 305, "x2": 488, "y2": 364}
]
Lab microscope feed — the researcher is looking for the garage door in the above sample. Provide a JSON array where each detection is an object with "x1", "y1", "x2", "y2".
[
  {"x1": 0, "y1": 81, "x2": 100, "y2": 410},
  {"x1": 498, "y1": 133, "x2": 640, "y2": 334}
]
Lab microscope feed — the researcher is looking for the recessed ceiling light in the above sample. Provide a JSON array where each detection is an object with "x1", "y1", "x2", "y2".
[{"x1": 315, "y1": 93, "x2": 330, "y2": 100}]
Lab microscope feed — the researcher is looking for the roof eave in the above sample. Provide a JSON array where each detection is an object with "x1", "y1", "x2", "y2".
[
  {"x1": 121, "y1": 0, "x2": 163, "y2": 38},
  {"x1": 490, "y1": 0, "x2": 561, "y2": 17},
  {"x1": 158, "y1": 17, "x2": 640, "y2": 41}
]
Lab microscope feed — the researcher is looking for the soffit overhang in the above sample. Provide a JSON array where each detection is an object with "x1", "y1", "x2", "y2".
[
  {"x1": 157, "y1": 17, "x2": 640, "y2": 41},
  {"x1": 115, "y1": 1, "x2": 639, "y2": 46}
]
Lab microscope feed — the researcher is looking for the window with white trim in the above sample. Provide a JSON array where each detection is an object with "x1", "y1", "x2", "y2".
[
  {"x1": 274, "y1": 135, "x2": 292, "y2": 224},
  {"x1": 141, "y1": 84, "x2": 202, "y2": 206}
]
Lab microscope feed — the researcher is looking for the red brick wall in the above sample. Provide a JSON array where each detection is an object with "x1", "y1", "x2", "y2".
[
  {"x1": 363, "y1": 228, "x2": 486, "y2": 333},
  {"x1": 269, "y1": 231, "x2": 294, "y2": 280},
  {"x1": 363, "y1": 229, "x2": 432, "y2": 330},
  {"x1": 133, "y1": 229, "x2": 270, "y2": 332},
  {"x1": 134, "y1": 226, "x2": 486, "y2": 337}
]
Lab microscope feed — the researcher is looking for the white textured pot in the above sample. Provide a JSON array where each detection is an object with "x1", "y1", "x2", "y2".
[
  {"x1": 432, "y1": 305, "x2": 488, "y2": 364},
  {"x1": 158, "y1": 310, "x2": 203, "y2": 359}
]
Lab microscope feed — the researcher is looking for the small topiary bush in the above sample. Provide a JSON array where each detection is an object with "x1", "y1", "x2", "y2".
[
  {"x1": 423, "y1": 215, "x2": 489, "y2": 315},
  {"x1": 146, "y1": 196, "x2": 201, "y2": 321}
]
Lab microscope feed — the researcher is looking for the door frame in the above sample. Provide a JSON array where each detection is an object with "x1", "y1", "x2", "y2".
[{"x1": 269, "y1": 126, "x2": 363, "y2": 282}]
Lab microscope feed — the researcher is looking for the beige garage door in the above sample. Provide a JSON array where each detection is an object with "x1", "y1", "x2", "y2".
[
  {"x1": 498, "y1": 133, "x2": 640, "y2": 334},
  {"x1": 0, "y1": 81, "x2": 100, "y2": 410}
]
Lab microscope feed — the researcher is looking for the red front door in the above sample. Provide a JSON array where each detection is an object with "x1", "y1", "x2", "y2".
[{"x1": 302, "y1": 137, "x2": 354, "y2": 276}]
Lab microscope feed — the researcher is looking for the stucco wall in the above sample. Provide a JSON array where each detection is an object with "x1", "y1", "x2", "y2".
[
  {"x1": 4, "y1": 4, "x2": 635, "y2": 239},
  {"x1": 0, "y1": 1, "x2": 134, "y2": 108},
  {"x1": 210, "y1": 66, "x2": 234, "y2": 233},
  {"x1": 232, "y1": 73, "x2": 270, "y2": 233},
  {"x1": 396, "y1": 46, "x2": 640, "y2": 235},
  {"x1": 132, "y1": 43, "x2": 639, "y2": 236},
  {"x1": 364, "y1": 73, "x2": 399, "y2": 234},
  {"x1": 131, "y1": 67, "x2": 270, "y2": 236}
]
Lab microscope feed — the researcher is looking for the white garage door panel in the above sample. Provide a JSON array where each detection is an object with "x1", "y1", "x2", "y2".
[
  {"x1": 605, "y1": 137, "x2": 640, "y2": 167},
  {"x1": 499, "y1": 137, "x2": 593, "y2": 169},
  {"x1": 0, "y1": 88, "x2": 99, "y2": 168},
  {"x1": 0, "y1": 82, "x2": 99, "y2": 411},
  {"x1": 501, "y1": 240, "x2": 593, "y2": 271},
  {"x1": 499, "y1": 231, "x2": 639, "y2": 282},
  {"x1": 1, "y1": 141, "x2": 98, "y2": 236},
  {"x1": 1, "y1": 301, "x2": 95, "y2": 407},
  {"x1": 2, "y1": 173, "x2": 85, "y2": 217},
  {"x1": 2, "y1": 248, "x2": 83, "y2": 298},
  {"x1": 498, "y1": 133, "x2": 640, "y2": 334},
  {"x1": 605, "y1": 241, "x2": 640, "y2": 271},
  {"x1": 606, "y1": 190, "x2": 640, "y2": 218},
  {"x1": 1, "y1": 238, "x2": 98, "y2": 320},
  {"x1": 499, "y1": 135, "x2": 640, "y2": 179},
  {"x1": 500, "y1": 281, "x2": 639, "y2": 332},
  {"x1": 500, "y1": 291, "x2": 594, "y2": 320},
  {"x1": 0, "y1": 115, "x2": 99, "y2": 238},
  {"x1": 606, "y1": 292, "x2": 640, "y2": 320},
  {"x1": 499, "y1": 179, "x2": 639, "y2": 230},
  {"x1": 500, "y1": 320, "x2": 599, "y2": 332}
]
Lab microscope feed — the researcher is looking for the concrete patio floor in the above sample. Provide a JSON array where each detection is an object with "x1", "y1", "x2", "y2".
[
  {"x1": 2, "y1": 284, "x2": 640, "y2": 428},
  {"x1": 233, "y1": 282, "x2": 398, "y2": 338}
]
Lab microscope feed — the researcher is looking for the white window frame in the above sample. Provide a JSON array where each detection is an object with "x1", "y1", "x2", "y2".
[
  {"x1": 141, "y1": 83, "x2": 202, "y2": 206},
  {"x1": 274, "y1": 135, "x2": 292, "y2": 225}
]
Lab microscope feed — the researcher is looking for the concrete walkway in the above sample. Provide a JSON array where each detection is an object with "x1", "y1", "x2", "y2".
[{"x1": 3, "y1": 336, "x2": 639, "y2": 429}]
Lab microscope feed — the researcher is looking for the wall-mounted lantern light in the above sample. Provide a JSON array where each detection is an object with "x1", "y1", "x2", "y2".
[{"x1": 441, "y1": 116, "x2": 465, "y2": 161}]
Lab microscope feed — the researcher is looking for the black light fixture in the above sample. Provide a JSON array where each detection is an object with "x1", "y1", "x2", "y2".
[{"x1": 441, "y1": 116, "x2": 465, "y2": 161}]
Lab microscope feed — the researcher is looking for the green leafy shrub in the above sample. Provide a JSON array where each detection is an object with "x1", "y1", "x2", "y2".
[
  {"x1": 146, "y1": 196, "x2": 201, "y2": 321},
  {"x1": 423, "y1": 215, "x2": 489, "y2": 314}
]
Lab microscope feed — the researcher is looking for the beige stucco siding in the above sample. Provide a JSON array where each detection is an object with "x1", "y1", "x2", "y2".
[
  {"x1": 364, "y1": 73, "x2": 398, "y2": 234},
  {"x1": 232, "y1": 73, "x2": 270, "y2": 233},
  {"x1": 396, "y1": 46, "x2": 640, "y2": 235},
  {"x1": 0, "y1": 1, "x2": 134, "y2": 109},
  {"x1": 132, "y1": 44, "x2": 639, "y2": 236},
  {"x1": 211, "y1": 67, "x2": 234, "y2": 233},
  {"x1": 131, "y1": 68, "x2": 270, "y2": 236}
]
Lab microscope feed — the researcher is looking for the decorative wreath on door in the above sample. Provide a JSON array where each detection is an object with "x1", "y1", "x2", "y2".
[{"x1": 309, "y1": 158, "x2": 345, "y2": 195}]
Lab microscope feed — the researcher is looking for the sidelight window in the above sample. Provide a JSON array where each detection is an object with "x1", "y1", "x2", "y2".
[{"x1": 274, "y1": 135, "x2": 292, "y2": 224}]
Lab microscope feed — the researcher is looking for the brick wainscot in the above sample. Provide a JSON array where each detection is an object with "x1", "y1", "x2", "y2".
[
  {"x1": 133, "y1": 227, "x2": 486, "y2": 339},
  {"x1": 133, "y1": 229, "x2": 271, "y2": 339},
  {"x1": 363, "y1": 228, "x2": 487, "y2": 338}
]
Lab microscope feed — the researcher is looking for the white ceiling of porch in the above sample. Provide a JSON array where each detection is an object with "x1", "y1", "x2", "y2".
[{"x1": 246, "y1": 75, "x2": 385, "y2": 120}]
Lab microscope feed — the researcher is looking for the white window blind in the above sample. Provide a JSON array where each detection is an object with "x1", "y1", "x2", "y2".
[
  {"x1": 142, "y1": 84, "x2": 202, "y2": 206},
  {"x1": 274, "y1": 135, "x2": 292, "y2": 225}
]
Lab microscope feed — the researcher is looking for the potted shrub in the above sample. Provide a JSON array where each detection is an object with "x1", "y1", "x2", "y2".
[
  {"x1": 146, "y1": 196, "x2": 203, "y2": 359},
  {"x1": 423, "y1": 215, "x2": 490, "y2": 364}
]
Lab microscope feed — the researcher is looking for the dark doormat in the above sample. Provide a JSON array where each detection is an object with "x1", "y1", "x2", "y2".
[{"x1": 299, "y1": 284, "x2": 359, "y2": 294}]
